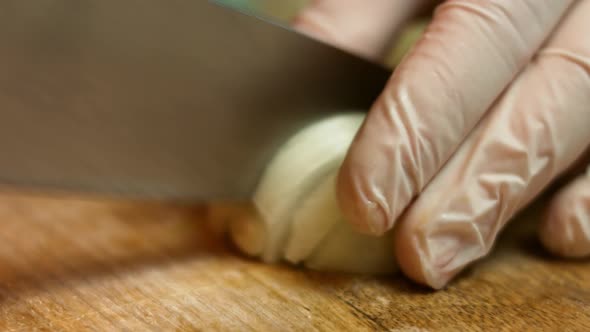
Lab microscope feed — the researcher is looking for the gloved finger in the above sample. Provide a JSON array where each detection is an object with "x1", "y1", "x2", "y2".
[
  {"x1": 539, "y1": 165, "x2": 590, "y2": 258},
  {"x1": 337, "y1": 0, "x2": 575, "y2": 236},
  {"x1": 393, "y1": 0, "x2": 590, "y2": 289},
  {"x1": 292, "y1": 0, "x2": 434, "y2": 60}
]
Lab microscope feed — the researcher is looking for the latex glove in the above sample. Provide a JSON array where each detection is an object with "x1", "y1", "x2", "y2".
[{"x1": 294, "y1": 0, "x2": 590, "y2": 289}]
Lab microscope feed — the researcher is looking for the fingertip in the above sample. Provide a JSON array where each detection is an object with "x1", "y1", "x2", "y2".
[
  {"x1": 393, "y1": 220, "x2": 431, "y2": 287},
  {"x1": 539, "y1": 172, "x2": 590, "y2": 258},
  {"x1": 336, "y1": 158, "x2": 390, "y2": 236},
  {"x1": 393, "y1": 212, "x2": 458, "y2": 290}
]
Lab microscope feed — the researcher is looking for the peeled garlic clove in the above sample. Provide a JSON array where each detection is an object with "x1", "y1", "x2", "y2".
[
  {"x1": 253, "y1": 113, "x2": 366, "y2": 262},
  {"x1": 231, "y1": 112, "x2": 397, "y2": 275}
]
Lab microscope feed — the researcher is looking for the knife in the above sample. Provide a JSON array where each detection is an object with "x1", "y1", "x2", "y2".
[{"x1": 0, "y1": 0, "x2": 391, "y2": 201}]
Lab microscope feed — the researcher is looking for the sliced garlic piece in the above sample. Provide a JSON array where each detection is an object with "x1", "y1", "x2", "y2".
[
  {"x1": 284, "y1": 172, "x2": 342, "y2": 264},
  {"x1": 252, "y1": 113, "x2": 366, "y2": 262},
  {"x1": 229, "y1": 206, "x2": 266, "y2": 257},
  {"x1": 231, "y1": 112, "x2": 397, "y2": 275}
]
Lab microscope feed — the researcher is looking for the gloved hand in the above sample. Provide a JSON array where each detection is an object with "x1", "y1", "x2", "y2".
[{"x1": 293, "y1": 0, "x2": 590, "y2": 289}]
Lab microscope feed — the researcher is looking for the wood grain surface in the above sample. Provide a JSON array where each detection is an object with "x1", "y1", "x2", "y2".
[{"x1": 0, "y1": 191, "x2": 587, "y2": 331}]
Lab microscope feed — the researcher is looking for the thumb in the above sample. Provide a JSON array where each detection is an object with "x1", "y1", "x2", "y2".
[{"x1": 540, "y1": 164, "x2": 590, "y2": 258}]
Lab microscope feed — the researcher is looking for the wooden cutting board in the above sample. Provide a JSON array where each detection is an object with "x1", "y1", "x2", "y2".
[{"x1": 0, "y1": 191, "x2": 587, "y2": 331}]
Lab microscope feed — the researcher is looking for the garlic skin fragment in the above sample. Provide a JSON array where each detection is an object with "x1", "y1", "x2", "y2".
[
  {"x1": 283, "y1": 172, "x2": 342, "y2": 264},
  {"x1": 231, "y1": 112, "x2": 397, "y2": 275}
]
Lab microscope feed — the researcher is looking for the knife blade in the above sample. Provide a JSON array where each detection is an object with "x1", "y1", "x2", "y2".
[{"x1": 0, "y1": 0, "x2": 391, "y2": 201}]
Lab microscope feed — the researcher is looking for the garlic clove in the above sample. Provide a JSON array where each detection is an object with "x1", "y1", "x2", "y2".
[{"x1": 253, "y1": 113, "x2": 366, "y2": 262}]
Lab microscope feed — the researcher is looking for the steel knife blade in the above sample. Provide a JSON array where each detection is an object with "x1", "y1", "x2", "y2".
[{"x1": 0, "y1": 0, "x2": 391, "y2": 201}]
